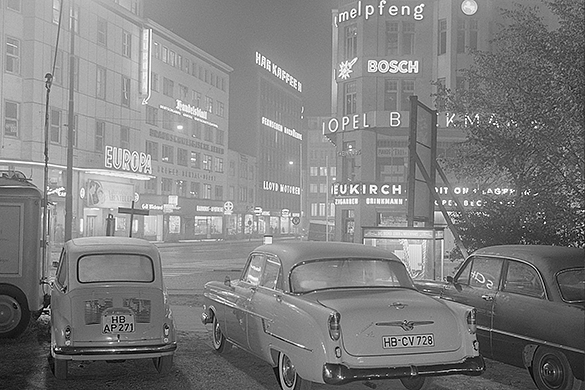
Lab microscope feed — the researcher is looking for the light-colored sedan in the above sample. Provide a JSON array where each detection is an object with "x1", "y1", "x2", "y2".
[
  {"x1": 202, "y1": 241, "x2": 484, "y2": 390},
  {"x1": 49, "y1": 237, "x2": 177, "y2": 379}
]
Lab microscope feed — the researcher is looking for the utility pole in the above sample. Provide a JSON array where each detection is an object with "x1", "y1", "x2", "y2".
[{"x1": 65, "y1": 0, "x2": 76, "y2": 241}]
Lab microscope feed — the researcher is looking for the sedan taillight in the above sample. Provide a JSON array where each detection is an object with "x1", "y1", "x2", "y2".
[
  {"x1": 467, "y1": 308, "x2": 477, "y2": 334},
  {"x1": 328, "y1": 312, "x2": 341, "y2": 341}
]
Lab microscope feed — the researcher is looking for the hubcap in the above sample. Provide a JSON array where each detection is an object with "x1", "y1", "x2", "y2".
[
  {"x1": 0, "y1": 296, "x2": 21, "y2": 332},
  {"x1": 541, "y1": 357, "x2": 563, "y2": 388},
  {"x1": 281, "y1": 355, "x2": 296, "y2": 387}
]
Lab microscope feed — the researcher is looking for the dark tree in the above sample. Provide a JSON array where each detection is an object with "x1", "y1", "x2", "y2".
[{"x1": 437, "y1": 0, "x2": 584, "y2": 252}]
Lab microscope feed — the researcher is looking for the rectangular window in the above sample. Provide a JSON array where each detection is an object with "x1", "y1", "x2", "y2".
[
  {"x1": 4, "y1": 101, "x2": 19, "y2": 137},
  {"x1": 151, "y1": 72, "x2": 158, "y2": 91},
  {"x1": 401, "y1": 80, "x2": 415, "y2": 111},
  {"x1": 438, "y1": 19, "x2": 447, "y2": 55},
  {"x1": 344, "y1": 24, "x2": 357, "y2": 60},
  {"x1": 122, "y1": 30, "x2": 131, "y2": 58},
  {"x1": 204, "y1": 125, "x2": 214, "y2": 142},
  {"x1": 96, "y1": 66, "x2": 106, "y2": 99},
  {"x1": 162, "y1": 145, "x2": 174, "y2": 163},
  {"x1": 161, "y1": 178, "x2": 173, "y2": 194},
  {"x1": 192, "y1": 90, "x2": 201, "y2": 107},
  {"x1": 163, "y1": 77, "x2": 174, "y2": 97},
  {"x1": 217, "y1": 101, "x2": 225, "y2": 118},
  {"x1": 120, "y1": 126, "x2": 129, "y2": 148},
  {"x1": 162, "y1": 46, "x2": 168, "y2": 63},
  {"x1": 6, "y1": 0, "x2": 20, "y2": 12},
  {"x1": 203, "y1": 184, "x2": 212, "y2": 200},
  {"x1": 177, "y1": 148, "x2": 188, "y2": 166},
  {"x1": 203, "y1": 155, "x2": 212, "y2": 171},
  {"x1": 216, "y1": 129, "x2": 224, "y2": 145},
  {"x1": 190, "y1": 151, "x2": 200, "y2": 169},
  {"x1": 214, "y1": 157, "x2": 224, "y2": 173},
  {"x1": 69, "y1": 4, "x2": 79, "y2": 34},
  {"x1": 146, "y1": 106, "x2": 158, "y2": 126},
  {"x1": 146, "y1": 140, "x2": 158, "y2": 161},
  {"x1": 95, "y1": 121, "x2": 105, "y2": 152},
  {"x1": 121, "y1": 75, "x2": 130, "y2": 106},
  {"x1": 402, "y1": 22, "x2": 415, "y2": 55},
  {"x1": 50, "y1": 109, "x2": 61, "y2": 143},
  {"x1": 384, "y1": 80, "x2": 398, "y2": 111},
  {"x1": 6, "y1": 37, "x2": 20, "y2": 74},
  {"x1": 52, "y1": 0, "x2": 60, "y2": 24},
  {"x1": 215, "y1": 185, "x2": 223, "y2": 200},
  {"x1": 97, "y1": 17, "x2": 107, "y2": 46},
  {"x1": 176, "y1": 180, "x2": 187, "y2": 198},
  {"x1": 169, "y1": 50, "x2": 175, "y2": 67},
  {"x1": 343, "y1": 81, "x2": 357, "y2": 115},
  {"x1": 205, "y1": 96, "x2": 213, "y2": 112},
  {"x1": 179, "y1": 84, "x2": 188, "y2": 100},
  {"x1": 469, "y1": 19, "x2": 478, "y2": 50},
  {"x1": 385, "y1": 22, "x2": 398, "y2": 55},
  {"x1": 191, "y1": 121, "x2": 201, "y2": 139},
  {"x1": 162, "y1": 110, "x2": 172, "y2": 130},
  {"x1": 190, "y1": 182, "x2": 200, "y2": 198},
  {"x1": 457, "y1": 19, "x2": 466, "y2": 54}
]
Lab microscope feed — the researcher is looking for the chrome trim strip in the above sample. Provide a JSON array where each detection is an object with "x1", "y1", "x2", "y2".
[
  {"x1": 262, "y1": 319, "x2": 312, "y2": 352},
  {"x1": 53, "y1": 342, "x2": 177, "y2": 356},
  {"x1": 488, "y1": 328, "x2": 584, "y2": 355}
]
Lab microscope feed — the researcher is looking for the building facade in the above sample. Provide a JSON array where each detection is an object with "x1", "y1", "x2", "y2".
[
  {"x1": 0, "y1": 0, "x2": 233, "y2": 243},
  {"x1": 229, "y1": 51, "x2": 305, "y2": 237},
  {"x1": 323, "y1": 0, "x2": 517, "y2": 247}
]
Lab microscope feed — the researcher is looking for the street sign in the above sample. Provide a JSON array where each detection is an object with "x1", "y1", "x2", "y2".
[
  {"x1": 254, "y1": 206, "x2": 263, "y2": 215},
  {"x1": 223, "y1": 201, "x2": 234, "y2": 213},
  {"x1": 292, "y1": 216, "x2": 300, "y2": 225},
  {"x1": 118, "y1": 207, "x2": 150, "y2": 216},
  {"x1": 282, "y1": 208, "x2": 290, "y2": 217}
]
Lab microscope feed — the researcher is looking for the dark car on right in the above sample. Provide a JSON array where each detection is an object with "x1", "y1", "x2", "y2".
[{"x1": 415, "y1": 245, "x2": 584, "y2": 390}]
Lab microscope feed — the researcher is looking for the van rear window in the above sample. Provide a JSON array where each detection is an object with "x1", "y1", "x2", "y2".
[{"x1": 78, "y1": 254, "x2": 154, "y2": 283}]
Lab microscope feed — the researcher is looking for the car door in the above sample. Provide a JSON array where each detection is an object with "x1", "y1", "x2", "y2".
[
  {"x1": 491, "y1": 259, "x2": 548, "y2": 367},
  {"x1": 224, "y1": 253, "x2": 265, "y2": 350},
  {"x1": 441, "y1": 255, "x2": 504, "y2": 358},
  {"x1": 246, "y1": 254, "x2": 284, "y2": 358}
]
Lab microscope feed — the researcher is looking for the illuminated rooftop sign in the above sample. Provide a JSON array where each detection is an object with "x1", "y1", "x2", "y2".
[
  {"x1": 335, "y1": 1, "x2": 427, "y2": 26},
  {"x1": 255, "y1": 51, "x2": 303, "y2": 93},
  {"x1": 261, "y1": 117, "x2": 302, "y2": 140}
]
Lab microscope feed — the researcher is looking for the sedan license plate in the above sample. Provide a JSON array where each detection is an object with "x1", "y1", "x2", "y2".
[
  {"x1": 383, "y1": 334, "x2": 435, "y2": 349},
  {"x1": 102, "y1": 313, "x2": 135, "y2": 334}
]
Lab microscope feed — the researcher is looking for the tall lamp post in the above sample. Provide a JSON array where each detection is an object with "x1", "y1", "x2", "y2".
[{"x1": 65, "y1": 0, "x2": 76, "y2": 241}]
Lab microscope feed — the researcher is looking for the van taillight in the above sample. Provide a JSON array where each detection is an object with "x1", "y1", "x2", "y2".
[{"x1": 328, "y1": 312, "x2": 341, "y2": 341}]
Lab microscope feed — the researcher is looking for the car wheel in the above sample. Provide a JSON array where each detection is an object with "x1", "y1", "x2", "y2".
[
  {"x1": 0, "y1": 285, "x2": 31, "y2": 338},
  {"x1": 211, "y1": 313, "x2": 230, "y2": 353},
  {"x1": 152, "y1": 355, "x2": 173, "y2": 375},
  {"x1": 532, "y1": 347, "x2": 579, "y2": 390},
  {"x1": 275, "y1": 352, "x2": 312, "y2": 390},
  {"x1": 48, "y1": 354, "x2": 68, "y2": 380},
  {"x1": 400, "y1": 376, "x2": 432, "y2": 390}
]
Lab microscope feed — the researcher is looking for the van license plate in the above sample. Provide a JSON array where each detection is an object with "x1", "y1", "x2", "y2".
[{"x1": 102, "y1": 313, "x2": 135, "y2": 334}]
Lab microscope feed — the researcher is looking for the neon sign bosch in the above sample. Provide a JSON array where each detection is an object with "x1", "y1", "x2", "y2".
[{"x1": 335, "y1": 1, "x2": 426, "y2": 26}]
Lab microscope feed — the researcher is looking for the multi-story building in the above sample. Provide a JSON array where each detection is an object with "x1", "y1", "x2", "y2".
[
  {"x1": 229, "y1": 51, "x2": 304, "y2": 236},
  {"x1": 304, "y1": 116, "x2": 337, "y2": 241},
  {"x1": 140, "y1": 20, "x2": 232, "y2": 241},
  {"x1": 226, "y1": 148, "x2": 257, "y2": 238},
  {"x1": 0, "y1": 0, "x2": 232, "y2": 243},
  {"x1": 323, "y1": 0, "x2": 526, "y2": 247}
]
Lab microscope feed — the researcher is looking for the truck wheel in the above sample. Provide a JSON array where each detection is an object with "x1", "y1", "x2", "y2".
[{"x1": 0, "y1": 285, "x2": 31, "y2": 338}]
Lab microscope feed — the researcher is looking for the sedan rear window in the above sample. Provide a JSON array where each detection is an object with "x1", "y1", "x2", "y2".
[
  {"x1": 556, "y1": 268, "x2": 584, "y2": 303},
  {"x1": 78, "y1": 254, "x2": 154, "y2": 283},
  {"x1": 290, "y1": 258, "x2": 414, "y2": 293}
]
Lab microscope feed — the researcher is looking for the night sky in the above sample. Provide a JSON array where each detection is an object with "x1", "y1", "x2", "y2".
[{"x1": 143, "y1": 0, "x2": 334, "y2": 117}]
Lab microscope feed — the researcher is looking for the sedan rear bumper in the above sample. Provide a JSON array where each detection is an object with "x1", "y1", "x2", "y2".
[
  {"x1": 323, "y1": 355, "x2": 485, "y2": 385},
  {"x1": 52, "y1": 342, "x2": 177, "y2": 360}
]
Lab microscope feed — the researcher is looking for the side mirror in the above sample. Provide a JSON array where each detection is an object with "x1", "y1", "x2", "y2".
[
  {"x1": 52, "y1": 261, "x2": 59, "y2": 268},
  {"x1": 224, "y1": 275, "x2": 231, "y2": 287},
  {"x1": 446, "y1": 276, "x2": 454, "y2": 283}
]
